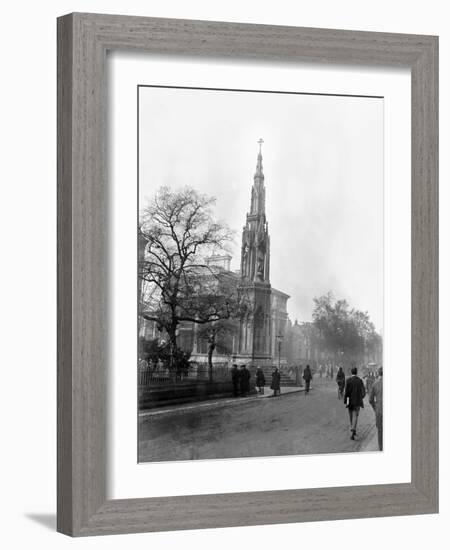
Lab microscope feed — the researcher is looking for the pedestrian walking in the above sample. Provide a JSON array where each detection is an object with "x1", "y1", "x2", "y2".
[
  {"x1": 294, "y1": 365, "x2": 302, "y2": 386},
  {"x1": 240, "y1": 364, "x2": 251, "y2": 397},
  {"x1": 366, "y1": 370, "x2": 374, "y2": 393},
  {"x1": 303, "y1": 364, "x2": 312, "y2": 395},
  {"x1": 336, "y1": 366, "x2": 345, "y2": 399},
  {"x1": 270, "y1": 367, "x2": 281, "y2": 396},
  {"x1": 256, "y1": 366, "x2": 266, "y2": 394},
  {"x1": 231, "y1": 364, "x2": 240, "y2": 397},
  {"x1": 344, "y1": 366, "x2": 366, "y2": 440},
  {"x1": 297, "y1": 364, "x2": 303, "y2": 387},
  {"x1": 369, "y1": 367, "x2": 383, "y2": 450}
]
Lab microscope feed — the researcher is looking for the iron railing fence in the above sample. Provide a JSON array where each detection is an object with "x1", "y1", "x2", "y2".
[{"x1": 138, "y1": 361, "x2": 231, "y2": 386}]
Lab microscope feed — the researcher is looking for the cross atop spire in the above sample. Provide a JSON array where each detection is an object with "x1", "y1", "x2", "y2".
[
  {"x1": 258, "y1": 137, "x2": 264, "y2": 154},
  {"x1": 255, "y1": 138, "x2": 264, "y2": 182}
]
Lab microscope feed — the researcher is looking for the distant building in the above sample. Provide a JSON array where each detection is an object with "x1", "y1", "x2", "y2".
[{"x1": 206, "y1": 254, "x2": 232, "y2": 271}]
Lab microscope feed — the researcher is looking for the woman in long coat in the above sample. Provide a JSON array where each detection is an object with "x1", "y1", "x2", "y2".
[
  {"x1": 270, "y1": 368, "x2": 281, "y2": 396},
  {"x1": 256, "y1": 367, "x2": 266, "y2": 394},
  {"x1": 240, "y1": 365, "x2": 251, "y2": 397}
]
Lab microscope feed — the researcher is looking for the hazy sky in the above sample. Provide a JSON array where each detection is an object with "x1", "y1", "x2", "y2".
[{"x1": 139, "y1": 86, "x2": 383, "y2": 331}]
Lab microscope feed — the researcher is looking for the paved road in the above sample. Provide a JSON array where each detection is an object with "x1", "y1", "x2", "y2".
[{"x1": 138, "y1": 380, "x2": 377, "y2": 462}]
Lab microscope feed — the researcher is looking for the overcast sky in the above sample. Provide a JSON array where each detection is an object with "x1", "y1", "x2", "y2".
[{"x1": 139, "y1": 86, "x2": 383, "y2": 332}]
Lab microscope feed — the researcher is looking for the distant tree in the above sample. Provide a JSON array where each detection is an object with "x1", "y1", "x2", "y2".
[
  {"x1": 139, "y1": 186, "x2": 237, "y2": 369},
  {"x1": 365, "y1": 330, "x2": 383, "y2": 364},
  {"x1": 312, "y1": 292, "x2": 381, "y2": 366}
]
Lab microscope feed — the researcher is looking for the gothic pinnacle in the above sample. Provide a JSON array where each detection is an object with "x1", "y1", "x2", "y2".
[{"x1": 255, "y1": 138, "x2": 264, "y2": 180}]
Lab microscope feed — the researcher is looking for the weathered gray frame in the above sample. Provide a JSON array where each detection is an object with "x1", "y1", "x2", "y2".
[{"x1": 57, "y1": 12, "x2": 438, "y2": 537}]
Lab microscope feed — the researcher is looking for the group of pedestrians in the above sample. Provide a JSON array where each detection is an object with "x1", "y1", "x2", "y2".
[
  {"x1": 231, "y1": 361, "x2": 383, "y2": 451},
  {"x1": 317, "y1": 364, "x2": 336, "y2": 380},
  {"x1": 339, "y1": 365, "x2": 383, "y2": 449},
  {"x1": 231, "y1": 364, "x2": 251, "y2": 397},
  {"x1": 231, "y1": 363, "x2": 314, "y2": 399},
  {"x1": 231, "y1": 364, "x2": 283, "y2": 398}
]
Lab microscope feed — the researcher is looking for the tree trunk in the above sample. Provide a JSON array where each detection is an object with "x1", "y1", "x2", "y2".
[
  {"x1": 167, "y1": 325, "x2": 178, "y2": 373},
  {"x1": 207, "y1": 342, "x2": 216, "y2": 382}
]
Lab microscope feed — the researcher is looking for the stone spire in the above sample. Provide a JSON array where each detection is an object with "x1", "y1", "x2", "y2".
[
  {"x1": 250, "y1": 138, "x2": 266, "y2": 216},
  {"x1": 241, "y1": 139, "x2": 271, "y2": 284},
  {"x1": 237, "y1": 140, "x2": 273, "y2": 363}
]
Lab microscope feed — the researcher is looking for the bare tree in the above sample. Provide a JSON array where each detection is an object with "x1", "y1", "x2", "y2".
[{"x1": 139, "y1": 186, "x2": 237, "y2": 369}]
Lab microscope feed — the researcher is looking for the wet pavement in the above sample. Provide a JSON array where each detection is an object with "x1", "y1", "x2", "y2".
[{"x1": 138, "y1": 380, "x2": 378, "y2": 462}]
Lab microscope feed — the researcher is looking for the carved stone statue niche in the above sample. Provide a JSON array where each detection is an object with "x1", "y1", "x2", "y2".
[{"x1": 256, "y1": 248, "x2": 265, "y2": 280}]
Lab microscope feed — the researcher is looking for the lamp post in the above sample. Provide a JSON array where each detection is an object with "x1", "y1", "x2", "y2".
[{"x1": 276, "y1": 333, "x2": 284, "y2": 370}]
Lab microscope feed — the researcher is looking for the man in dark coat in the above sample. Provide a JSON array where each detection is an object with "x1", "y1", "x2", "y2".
[
  {"x1": 256, "y1": 366, "x2": 266, "y2": 394},
  {"x1": 240, "y1": 364, "x2": 251, "y2": 397},
  {"x1": 344, "y1": 366, "x2": 366, "y2": 439},
  {"x1": 303, "y1": 365, "x2": 312, "y2": 395},
  {"x1": 270, "y1": 368, "x2": 281, "y2": 396},
  {"x1": 231, "y1": 364, "x2": 240, "y2": 397}
]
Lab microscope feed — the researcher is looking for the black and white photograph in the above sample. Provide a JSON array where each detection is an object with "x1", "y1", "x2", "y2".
[{"x1": 138, "y1": 85, "x2": 384, "y2": 462}]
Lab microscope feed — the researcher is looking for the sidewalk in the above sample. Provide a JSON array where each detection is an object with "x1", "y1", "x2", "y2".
[
  {"x1": 257, "y1": 386, "x2": 305, "y2": 398},
  {"x1": 140, "y1": 385, "x2": 304, "y2": 417}
]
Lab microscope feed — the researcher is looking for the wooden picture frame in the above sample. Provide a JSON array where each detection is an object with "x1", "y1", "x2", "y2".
[{"x1": 57, "y1": 12, "x2": 438, "y2": 536}]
